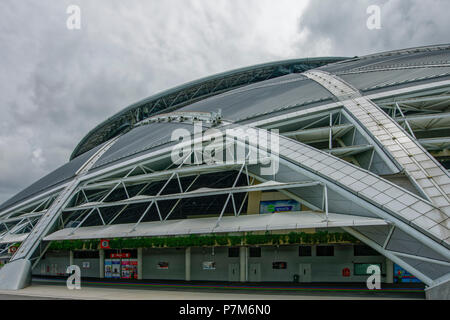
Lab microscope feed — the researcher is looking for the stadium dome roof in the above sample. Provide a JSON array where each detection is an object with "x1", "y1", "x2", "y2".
[
  {"x1": 1, "y1": 44, "x2": 449, "y2": 294},
  {"x1": 70, "y1": 56, "x2": 349, "y2": 160}
]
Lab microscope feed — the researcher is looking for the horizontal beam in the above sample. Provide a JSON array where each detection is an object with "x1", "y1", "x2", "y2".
[
  {"x1": 379, "y1": 95, "x2": 450, "y2": 107},
  {"x1": 283, "y1": 124, "x2": 353, "y2": 143},
  {"x1": 45, "y1": 211, "x2": 387, "y2": 241},
  {"x1": 396, "y1": 112, "x2": 450, "y2": 130},
  {"x1": 418, "y1": 137, "x2": 450, "y2": 151},
  {"x1": 82, "y1": 162, "x2": 247, "y2": 190},
  {"x1": 324, "y1": 145, "x2": 373, "y2": 157},
  {"x1": 0, "y1": 211, "x2": 46, "y2": 225},
  {"x1": 65, "y1": 181, "x2": 322, "y2": 211}
]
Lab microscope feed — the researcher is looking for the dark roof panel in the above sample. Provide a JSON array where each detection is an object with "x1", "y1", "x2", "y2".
[
  {"x1": 91, "y1": 122, "x2": 195, "y2": 170},
  {"x1": 177, "y1": 75, "x2": 333, "y2": 121}
]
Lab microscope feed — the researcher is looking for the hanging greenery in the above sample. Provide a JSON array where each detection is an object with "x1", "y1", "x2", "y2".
[{"x1": 46, "y1": 230, "x2": 359, "y2": 251}]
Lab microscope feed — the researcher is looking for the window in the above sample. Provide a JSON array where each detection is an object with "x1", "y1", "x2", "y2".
[
  {"x1": 354, "y1": 263, "x2": 382, "y2": 275},
  {"x1": 353, "y1": 245, "x2": 380, "y2": 256},
  {"x1": 299, "y1": 246, "x2": 312, "y2": 256},
  {"x1": 316, "y1": 246, "x2": 334, "y2": 256},
  {"x1": 74, "y1": 251, "x2": 99, "y2": 259},
  {"x1": 249, "y1": 247, "x2": 261, "y2": 257},
  {"x1": 228, "y1": 247, "x2": 239, "y2": 257}
]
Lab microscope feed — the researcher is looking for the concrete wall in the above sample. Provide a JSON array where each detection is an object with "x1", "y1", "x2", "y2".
[
  {"x1": 256, "y1": 245, "x2": 386, "y2": 282},
  {"x1": 191, "y1": 247, "x2": 237, "y2": 281},
  {"x1": 32, "y1": 250, "x2": 100, "y2": 278},
  {"x1": 33, "y1": 250, "x2": 70, "y2": 276},
  {"x1": 73, "y1": 258, "x2": 100, "y2": 278},
  {"x1": 33, "y1": 244, "x2": 387, "y2": 283},
  {"x1": 425, "y1": 279, "x2": 450, "y2": 300},
  {"x1": 142, "y1": 248, "x2": 185, "y2": 280}
]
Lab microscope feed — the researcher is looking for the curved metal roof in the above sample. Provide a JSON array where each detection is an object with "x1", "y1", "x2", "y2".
[
  {"x1": 70, "y1": 56, "x2": 348, "y2": 160},
  {"x1": 2, "y1": 45, "x2": 450, "y2": 293}
]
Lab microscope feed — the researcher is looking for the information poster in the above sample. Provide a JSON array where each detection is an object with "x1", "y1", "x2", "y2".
[
  {"x1": 105, "y1": 252, "x2": 138, "y2": 279},
  {"x1": 104, "y1": 260, "x2": 112, "y2": 278},
  {"x1": 111, "y1": 259, "x2": 121, "y2": 279},
  {"x1": 121, "y1": 259, "x2": 130, "y2": 278},
  {"x1": 120, "y1": 259, "x2": 138, "y2": 279},
  {"x1": 157, "y1": 261, "x2": 169, "y2": 270},
  {"x1": 130, "y1": 260, "x2": 138, "y2": 279},
  {"x1": 260, "y1": 200, "x2": 300, "y2": 214},
  {"x1": 202, "y1": 261, "x2": 216, "y2": 270},
  {"x1": 394, "y1": 264, "x2": 421, "y2": 283},
  {"x1": 272, "y1": 261, "x2": 287, "y2": 269}
]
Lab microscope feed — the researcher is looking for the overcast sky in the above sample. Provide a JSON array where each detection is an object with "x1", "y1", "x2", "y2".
[{"x1": 0, "y1": 0, "x2": 449, "y2": 204}]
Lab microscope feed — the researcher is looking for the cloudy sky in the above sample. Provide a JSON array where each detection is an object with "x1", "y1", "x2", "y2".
[{"x1": 0, "y1": 0, "x2": 449, "y2": 204}]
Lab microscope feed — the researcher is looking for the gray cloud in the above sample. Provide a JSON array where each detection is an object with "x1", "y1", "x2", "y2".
[
  {"x1": 0, "y1": 0, "x2": 449, "y2": 204},
  {"x1": 298, "y1": 0, "x2": 450, "y2": 56}
]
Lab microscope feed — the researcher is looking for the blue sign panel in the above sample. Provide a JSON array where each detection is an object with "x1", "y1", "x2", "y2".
[
  {"x1": 394, "y1": 264, "x2": 421, "y2": 283},
  {"x1": 260, "y1": 200, "x2": 300, "y2": 214}
]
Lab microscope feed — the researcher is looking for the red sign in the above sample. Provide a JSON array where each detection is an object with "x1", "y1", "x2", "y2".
[
  {"x1": 100, "y1": 239, "x2": 110, "y2": 249},
  {"x1": 110, "y1": 253, "x2": 131, "y2": 259},
  {"x1": 272, "y1": 261, "x2": 287, "y2": 269},
  {"x1": 342, "y1": 267, "x2": 351, "y2": 277},
  {"x1": 8, "y1": 246, "x2": 18, "y2": 254}
]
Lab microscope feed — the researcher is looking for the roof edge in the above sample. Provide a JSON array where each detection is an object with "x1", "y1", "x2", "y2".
[{"x1": 70, "y1": 56, "x2": 349, "y2": 160}]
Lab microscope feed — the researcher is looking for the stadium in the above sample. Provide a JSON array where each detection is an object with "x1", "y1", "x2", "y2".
[{"x1": 0, "y1": 44, "x2": 449, "y2": 299}]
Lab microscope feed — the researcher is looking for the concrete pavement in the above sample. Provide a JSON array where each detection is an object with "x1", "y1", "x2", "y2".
[{"x1": 0, "y1": 280, "x2": 425, "y2": 300}]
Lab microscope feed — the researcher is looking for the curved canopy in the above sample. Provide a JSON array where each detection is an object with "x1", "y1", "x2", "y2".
[{"x1": 71, "y1": 57, "x2": 348, "y2": 159}]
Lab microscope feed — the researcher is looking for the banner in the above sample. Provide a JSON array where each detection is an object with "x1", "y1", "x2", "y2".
[
  {"x1": 157, "y1": 261, "x2": 169, "y2": 270},
  {"x1": 202, "y1": 261, "x2": 216, "y2": 270},
  {"x1": 104, "y1": 260, "x2": 112, "y2": 278},
  {"x1": 111, "y1": 259, "x2": 121, "y2": 279},
  {"x1": 110, "y1": 253, "x2": 131, "y2": 259},
  {"x1": 260, "y1": 200, "x2": 300, "y2": 214}
]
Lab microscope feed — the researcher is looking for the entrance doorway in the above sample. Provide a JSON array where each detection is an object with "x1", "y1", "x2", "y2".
[
  {"x1": 249, "y1": 263, "x2": 261, "y2": 282},
  {"x1": 299, "y1": 264, "x2": 312, "y2": 282},
  {"x1": 228, "y1": 263, "x2": 239, "y2": 282}
]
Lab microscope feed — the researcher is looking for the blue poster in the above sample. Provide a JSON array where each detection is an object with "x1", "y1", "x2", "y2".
[
  {"x1": 260, "y1": 200, "x2": 300, "y2": 214},
  {"x1": 104, "y1": 260, "x2": 112, "y2": 278},
  {"x1": 111, "y1": 259, "x2": 121, "y2": 279},
  {"x1": 394, "y1": 264, "x2": 421, "y2": 283}
]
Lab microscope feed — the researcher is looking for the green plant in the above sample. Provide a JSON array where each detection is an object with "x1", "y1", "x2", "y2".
[{"x1": 45, "y1": 230, "x2": 359, "y2": 251}]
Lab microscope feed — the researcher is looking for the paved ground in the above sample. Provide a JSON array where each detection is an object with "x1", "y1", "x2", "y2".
[
  {"x1": 0, "y1": 278, "x2": 425, "y2": 300},
  {"x1": 0, "y1": 284, "x2": 422, "y2": 300},
  {"x1": 0, "y1": 293, "x2": 64, "y2": 300}
]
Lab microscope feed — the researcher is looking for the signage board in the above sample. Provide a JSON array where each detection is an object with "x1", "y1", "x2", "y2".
[
  {"x1": 110, "y1": 253, "x2": 131, "y2": 259},
  {"x1": 202, "y1": 261, "x2": 216, "y2": 270},
  {"x1": 105, "y1": 260, "x2": 112, "y2": 278},
  {"x1": 272, "y1": 261, "x2": 287, "y2": 269},
  {"x1": 157, "y1": 261, "x2": 169, "y2": 270},
  {"x1": 260, "y1": 200, "x2": 300, "y2": 214},
  {"x1": 100, "y1": 239, "x2": 110, "y2": 249}
]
